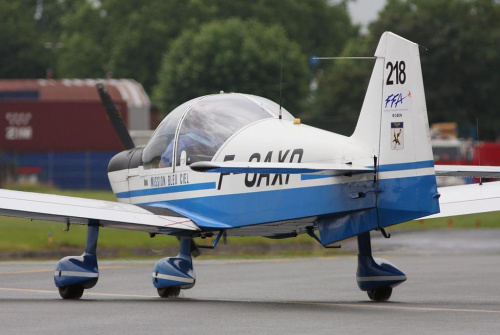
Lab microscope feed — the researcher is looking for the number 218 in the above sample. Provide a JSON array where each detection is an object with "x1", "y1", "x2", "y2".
[{"x1": 386, "y1": 61, "x2": 406, "y2": 85}]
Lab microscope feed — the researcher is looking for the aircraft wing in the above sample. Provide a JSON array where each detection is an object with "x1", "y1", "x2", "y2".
[
  {"x1": 435, "y1": 165, "x2": 500, "y2": 178},
  {"x1": 0, "y1": 189, "x2": 199, "y2": 233},
  {"x1": 423, "y1": 181, "x2": 500, "y2": 219},
  {"x1": 190, "y1": 161, "x2": 373, "y2": 175}
]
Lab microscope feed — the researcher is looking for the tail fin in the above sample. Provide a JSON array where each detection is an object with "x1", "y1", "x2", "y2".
[{"x1": 352, "y1": 32, "x2": 440, "y2": 226}]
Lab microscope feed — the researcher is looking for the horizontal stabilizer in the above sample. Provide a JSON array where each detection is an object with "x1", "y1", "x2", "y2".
[
  {"x1": 0, "y1": 189, "x2": 199, "y2": 233},
  {"x1": 423, "y1": 181, "x2": 500, "y2": 219},
  {"x1": 435, "y1": 165, "x2": 500, "y2": 178},
  {"x1": 190, "y1": 161, "x2": 373, "y2": 176}
]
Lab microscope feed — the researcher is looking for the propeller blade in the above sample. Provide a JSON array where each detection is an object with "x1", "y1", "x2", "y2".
[{"x1": 96, "y1": 82, "x2": 135, "y2": 150}]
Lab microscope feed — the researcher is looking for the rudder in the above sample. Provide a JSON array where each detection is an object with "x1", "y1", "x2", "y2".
[{"x1": 352, "y1": 32, "x2": 440, "y2": 227}]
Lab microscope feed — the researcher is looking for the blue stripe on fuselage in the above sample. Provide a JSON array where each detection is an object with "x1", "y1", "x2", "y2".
[
  {"x1": 116, "y1": 161, "x2": 434, "y2": 199},
  {"x1": 300, "y1": 160, "x2": 434, "y2": 180},
  {"x1": 142, "y1": 179, "x2": 377, "y2": 229},
  {"x1": 301, "y1": 174, "x2": 332, "y2": 180},
  {"x1": 376, "y1": 160, "x2": 434, "y2": 172},
  {"x1": 115, "y1": 182, "x2": 216, "y2": 199},
  {"x1": 115, "y1": 162, "x2": 438, "y2": 231},
  {"x1": 137, "y1": 174, "x2": 438, "y2": 230}
]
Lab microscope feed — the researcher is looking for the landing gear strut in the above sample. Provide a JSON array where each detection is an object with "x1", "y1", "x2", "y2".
[
  {"x1": 356, "y1": 231, "x2": 406, "y2": 302},
  {"x1": 152, "y1": 237, "x2": 196, "y2": 298},
  {"x1": 54, "y1": 221, "x2": 100, "y2": 299}
]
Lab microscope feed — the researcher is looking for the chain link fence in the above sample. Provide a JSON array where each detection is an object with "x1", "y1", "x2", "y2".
[{"x1": 1, "y1": 151, "x2": 118, "y2": 190}]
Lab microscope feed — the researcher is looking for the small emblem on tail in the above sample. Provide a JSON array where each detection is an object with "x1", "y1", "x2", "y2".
[{"x1": 391, "y1": 122, "x2": 404, "y2": 150}]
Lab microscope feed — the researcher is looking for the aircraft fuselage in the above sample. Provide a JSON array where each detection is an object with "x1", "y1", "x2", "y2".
[{"x1": 108, "y1": 117, "x2": 376, "y2": 238}]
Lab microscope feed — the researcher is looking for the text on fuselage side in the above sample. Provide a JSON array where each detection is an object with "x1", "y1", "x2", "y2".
[
  {"x1": 218, "y1": 148, "x2": 304, "y2": 190},
  {"x1": 150, "y1": 173, "x2": 189, "y2": 187}
]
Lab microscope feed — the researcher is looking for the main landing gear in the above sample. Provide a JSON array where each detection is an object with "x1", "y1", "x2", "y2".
[
  {"x1": 52, "y1": 225, "x2": 401, "y2": 301},
  {"x1": 54, "y1": 221, "x2": 100, "y2": 299},
  {"x1": 152, "y1": 236, "x2": 196, "y2": 298},
  {"x1": 53, "y1": 221, "x2": 196, "y2": 300},
  {"x1": 356, "y1": 231, "x2": 407, "y2": 301}
]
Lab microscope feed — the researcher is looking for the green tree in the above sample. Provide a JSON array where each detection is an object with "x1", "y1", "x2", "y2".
[
  {"x1": 0, "y1": 1, "x2": 47, "y2": 78},
  {"x1": 55, "y1": 0, "x2": 110, "y2": 78},
  {"x1": 105, "y1": 0, "x2": 189, "y2": 91},
  {"x1": 153, "y1": 18, "x2": 309, "y2": 115},
  {"x1": 1, "y1": 0, "x2": 356, "y2": 114},
  {"x1": 312, "y1": 0, "x2": 500, "y2": 139},
  {"x1": 0, "y1": 0, "x2": 84, "y2": 79},
  {"x1": 370, "y1": 0, "x2": 500, "y2": 140},
  {"x1": 303, "y1": 36, "x2": 373, "y2": 135},
  {"x1": 106, "y1": 0, "x2": 356, "y2": 93}
]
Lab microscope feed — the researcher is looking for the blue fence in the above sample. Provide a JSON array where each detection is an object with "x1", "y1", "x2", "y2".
[{"x1": 2, "y1": 152, "x2": 119, "y2": 190}]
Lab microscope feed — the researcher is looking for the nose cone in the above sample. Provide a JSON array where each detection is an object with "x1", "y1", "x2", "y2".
[{"x1": 108, "y1": 147, "x2": 144, "y2": 173}]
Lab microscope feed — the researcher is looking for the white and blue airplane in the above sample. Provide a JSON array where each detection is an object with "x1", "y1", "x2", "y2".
[{"x1": 1, "y1": 32, "x2": 500, "y2": 301}]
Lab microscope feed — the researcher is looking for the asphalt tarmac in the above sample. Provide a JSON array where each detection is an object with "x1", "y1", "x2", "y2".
[{"x1": 1, "y1": 229, "x2": 499, "y2": 334}]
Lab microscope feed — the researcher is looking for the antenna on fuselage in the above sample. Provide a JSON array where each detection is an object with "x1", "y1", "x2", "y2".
[
  {"x1": 312, "y1": 57, "x2": 376, "y2": 60},
  {"x1": 279, "y1": 55, "x2": 283, "y2": 120}
]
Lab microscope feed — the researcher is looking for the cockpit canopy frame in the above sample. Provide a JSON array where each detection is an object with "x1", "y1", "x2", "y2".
[{"x1": 142, "y1": 93, "x2": 293, "y2": 170}]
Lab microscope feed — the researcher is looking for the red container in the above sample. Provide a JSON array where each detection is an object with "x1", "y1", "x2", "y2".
[
  {"x1": 0, "y1": 101, "x2": 127, "y2": 152},
  {"x1": 0, "y1": 79, "x2": 148, "y2": 152}
]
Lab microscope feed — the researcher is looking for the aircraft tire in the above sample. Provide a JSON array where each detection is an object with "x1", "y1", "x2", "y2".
[
  {"x1": 157, "y1": 287, "x2": 181, "y2": 298},
  {"x1": 58, "y1": 285, "x2": 84, "y2": 299},
  {"x1": 367, "y1": 287, "x2": 392, "y2": 302}
]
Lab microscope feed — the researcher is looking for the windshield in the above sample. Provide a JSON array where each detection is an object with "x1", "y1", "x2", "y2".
[
  {"x1": 142, "y1": 93, "x2": 293, "y2": 169},
  {"x1": 142, "y1": 98, "x2": 199, "y2": 169}
]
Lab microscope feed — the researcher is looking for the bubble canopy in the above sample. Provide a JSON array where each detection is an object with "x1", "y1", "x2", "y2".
[{"x1": 142, "y1": 93, "x2": 294, "y2": 169}]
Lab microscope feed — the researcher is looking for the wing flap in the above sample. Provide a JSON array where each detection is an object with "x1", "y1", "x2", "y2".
[
  {"x1": 435, "y1": 165, "x2": 500, "y2": 178},
  {"x1": 190, "y1": 161, "x2": 373, "y2": 175},
  {"x1": 0, "y1": 189, "x2": 199, "y2": 232},
  {"x1": 423, "y1": 181, "x2": 500, "y2": 219}
]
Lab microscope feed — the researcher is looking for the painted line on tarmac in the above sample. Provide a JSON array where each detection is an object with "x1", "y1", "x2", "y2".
[
  {"x1": 84, "y1": 292, "x2": 157, "y2": 298},
  {"x1": 1, "y1": 287, "x2": 498, "y2": 314},
  {"x1": 0, "y1": 287, "x2": 56, "y2": 294},
  {"x1": 288, "y1": 300, "x2": 500, "y2": 314},
  {"x1": 0, "y1": 265, "x2": 138, "y2": 275},
  {"x1": 0, "y1": 287, "x2": 156, "y2": 299},
  {"x1": 198, "y1": 298, "x2": 500, "y2": 315},
  {"x1": 0, "y1": 269, "x2": 54, "y2": 275}
]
